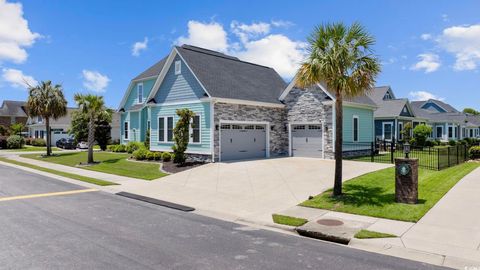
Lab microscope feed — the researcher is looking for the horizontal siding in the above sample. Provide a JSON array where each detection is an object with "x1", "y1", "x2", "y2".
[
  {"x1": 124, "y1": 78, "x2": 156, "y2": 110},
  {"x1": 343, "y1": 106, "x2": 374, "y2": 143},
  {"x1": 153, "y1": 55, "x2": 206, "y2": 104},
  {"x1": 150, "y1": 101, "x2": 211, "y2": 154}
]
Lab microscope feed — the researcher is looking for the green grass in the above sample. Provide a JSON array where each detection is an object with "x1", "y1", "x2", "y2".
[
  {"x1": 21, "y1": 151, "x2": 167, "y2": 180},
  {"x1": 272, "y1": 214, "x2": 308, "y2": 227},
  {"x1": 3, "y1": 146, "x2": 60, "y2": 152},
  {"x1": 301, "y1": 162, "x2": 480, "y2": 222},
  {"x1": 0, "y1": 157, "x2": 117, "y2": 186},
  {"x1": 354, "y1": 230, "x2": 397, "y2": 239}
]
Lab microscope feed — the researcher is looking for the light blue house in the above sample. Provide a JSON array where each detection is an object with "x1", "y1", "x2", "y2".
[{"x1": 118, "y1": 45, "x2": 377, "y2": 161}]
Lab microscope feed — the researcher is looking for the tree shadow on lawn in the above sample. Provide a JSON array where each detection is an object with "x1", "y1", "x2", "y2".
[{"x1": 322, "y1": 184, "x2": 426, "y2": 207}]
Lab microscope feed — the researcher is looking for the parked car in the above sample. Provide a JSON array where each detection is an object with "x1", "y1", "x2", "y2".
[
  {"x1": 77, "y1": 141, "x2": 88, "y2": 149},
  {"x1": 56, "y1": 138, "x2": 76, "y2": 149}
]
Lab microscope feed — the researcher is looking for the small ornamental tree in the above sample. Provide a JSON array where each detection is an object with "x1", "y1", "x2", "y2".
[
  {"x1": 413, "y1": 124, "x2": 432, "y2": 146},
  {"x1": 9, "y1": 123, "x2": 25, "y2": 135},
  {"x1": 401, "y1": 122, "x2": 412, "y2": 143},
  {"x1": 172, "y1": 108, "x2": 195, "y2": 164}
]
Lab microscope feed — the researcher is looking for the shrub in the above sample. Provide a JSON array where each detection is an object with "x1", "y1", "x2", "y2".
[
  {"x1": 448, "y1": 139, "x2": 456, "y2": 146},
  {"x1": 0, "y1": 136, "x2": 7, "y2": 149},
  {"x1": 424, "y1": 140, "x2": 434, "y2": 147},
  {"x1": 172, "y1": 108, "x2": 195, "y2": 164},
  {"x1": 7, "y1": 135, "x2": 25, "y2": 149},
  {"x1": 0, "y1": 125, "x2": 8, "y2": 136},
  {"x1": 114, "y1": 144, "x2": 127, "y2": 152},
  {"x1": 409, "y1": 138, "x2": 416, "y2": 146},
  {"x1": 126, "y1": 141, "x2": 144, "y2": 154},
  {"x1": 25, "y1": 137, "x2": 32, "y2": 145},
  {"x1": 132, "y1": 148, "x2": 149, "y2": 160},
  {"x1": 153, "y1": 151, "x2": 162, "y2": 161},
  {"x1": 31, "y1": 138, "x2": 46, "y2": 146},
  {"x1": 413, "y1": 124, "x2": 432, "y2": 147},
  {"x1": 107, "y1": 144, "x2": 117, "y2": 151},
  {"x1": 146, "y1": 151, "x2": 155, "y2": 160},
  {"x1": 161, "y1": 152, "x2": 172, "y2": 162},
  {"x1": 469, "y1": 146, "x2": 480, "y2": 159}
]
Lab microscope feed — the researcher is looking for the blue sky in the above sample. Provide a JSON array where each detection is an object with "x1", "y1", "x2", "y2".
[{"x1": 1, "y1": 0, "x2": 479, "y2": 110}]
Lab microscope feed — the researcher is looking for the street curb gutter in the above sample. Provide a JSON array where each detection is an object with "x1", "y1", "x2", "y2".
[{"x1": 116, "y1": 192, "x2": 195, "y2": 212}]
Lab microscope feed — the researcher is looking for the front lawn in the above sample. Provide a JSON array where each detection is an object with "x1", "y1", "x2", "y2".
[
  {"x1": 354, "y1": 230, "x2": 396, "y2": 239},
  {"x1": 3, "y1": 146, "x2": 60, "y2": 152},
  {"x1": 272, "y1": 214, "x2": 308, "y2": 227},
  {"x1": 21, "y1": 152, "x2": 167, "y2": 180},
  {"x1": 301, "y1": 162, "x2": 480, "y2": 222}
]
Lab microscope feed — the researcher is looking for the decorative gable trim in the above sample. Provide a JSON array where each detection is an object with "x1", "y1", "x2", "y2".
[
  {"x1": 146, "y1": 47, "x2": 211, "y2": 103},
  {"x1": 420, "y1": 100, "x2": 448, "y2": 113},
  {"x1": 279, "y1": 78, "x2": 334, "y2": 101}
]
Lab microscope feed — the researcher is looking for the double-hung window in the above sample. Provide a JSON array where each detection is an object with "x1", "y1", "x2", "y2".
[
  {"x1": 190, "y1": 115, "x2": 201, "y2": 143},
  {"x1": 398, "y1": 122, "x2": 404, "y2": 140},
  {"x1": 124, "y1": 122, "x2": 129, "y2": 140},
  {"x1": 158, "y1": 116, "x2": 174, "y2": 142},
  {"x1": 137, "y1": 83, "x2": 143, "y2": 103},
  {"x1": 353, "y1": 116, "x2": 359, "y2": 142},
  {"x1": 167, "y1": 117, "x2": 174, "y2": 142},
  {"x1": 158, "y1": 117, "x2": 165, "y2": 142}
]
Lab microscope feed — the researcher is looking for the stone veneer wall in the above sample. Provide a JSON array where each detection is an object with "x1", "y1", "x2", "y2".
[
  {"x1": 283, "y1": 87, "x2": 334, "y2": 159},
  {"x1": 213, "y1": 102, "x2": 288, "y2": 161}
]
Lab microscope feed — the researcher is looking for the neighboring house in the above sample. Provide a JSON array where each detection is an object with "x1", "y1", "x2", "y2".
[
  {"x1": 27, "y1": 108, "x2": 76, "y2": 145},
  {"x1": 110, "y1": 112, "x2": 121, "y2": 142},
  {"x1": 0, "y1": 100, "x2": 28, "y2": 128},
  {"x1": 367, "y1": 86, "x2": 426, "y2": 141},
  {"x1": 118, "y1": 44, "x2": 376, "y2": 162},
  {"x1": 410, "y1": 99, "x2": 480, "y2": 141}
]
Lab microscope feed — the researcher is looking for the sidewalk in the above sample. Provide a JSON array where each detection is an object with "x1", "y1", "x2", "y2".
[{"x1": 277, "y1": 166, "x2": 480, "y2": 269}]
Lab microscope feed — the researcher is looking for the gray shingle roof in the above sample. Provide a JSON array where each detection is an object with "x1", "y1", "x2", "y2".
[
  {"x1": 132, "y1": 56, "x2": 168, "y2": 81},
  {"x1": 176, "y1": 45, "x2": 287, "y2": 104},
  {"x1": 318, "y1": 86, "x2": 377, "y2": 107},
  {"x1": 0, "y1": 100, "x2": 27, "y2": 117},
  {"x1": 411, "y1": 99, "x2": 459, "y2": 113},
  {"x1": 366, "y1": 86, "x2": 394, "y2": 104},
  {"x1": 373, "y1": 99, "x2": 411, "y2": 118}
]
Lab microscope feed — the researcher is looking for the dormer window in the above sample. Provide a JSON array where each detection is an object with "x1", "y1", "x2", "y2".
[
  {"x1": 137, "y1": 83, "x2": 143, "y2": 103},
  {"x1": 175, "y1": 61, "x2": 181, "y2": 75},
  {"x1": 383, "y1": 91, "x2": 392, "y2": 100},
  {"x1": 37, "y1": 116, "x2": 43, "y2": 123}
]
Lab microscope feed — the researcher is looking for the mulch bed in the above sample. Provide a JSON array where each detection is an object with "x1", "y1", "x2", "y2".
[{"x1": 161, "y1": 161, "x2": 206, "y2": 174}]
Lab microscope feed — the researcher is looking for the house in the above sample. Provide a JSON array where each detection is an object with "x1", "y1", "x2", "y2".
[
  {"x1": 27, "y1": 108, "x2": 76, "y2": 145},
  {"x1": 411, "y1": 99, "x2": 480, "y2": 141},
  {"x1": 366, "y1": 86, "x2": 426, "y2": 141},
  {"x1": 0, "y1": 100, "x2": 28, "y2": 128},
  {"x1": 118, "y1": 44, "x2": 376, "y2": 162}
]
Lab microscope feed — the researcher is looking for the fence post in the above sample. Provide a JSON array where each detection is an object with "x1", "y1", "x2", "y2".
[
  {"x1": 390, "y1": 138, "x2": 395, "y2": 164},
  {"x1": 447, "y1": 147, "x2": 450, "y2": 167},
  {"x1": 371, "y1": 142, "x2": 374, "y2": 162},
  {"x1": 457, "y1": 145, "x2": 459, "y2": 165},
  {"x1": 437, "y1": 148, "x2": 440, "y2": 170}
]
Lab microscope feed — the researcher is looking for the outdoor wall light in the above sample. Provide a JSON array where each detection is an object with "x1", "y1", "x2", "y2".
[{"x1": 404, "y1": 142, "x2": 410, "y2": 159}]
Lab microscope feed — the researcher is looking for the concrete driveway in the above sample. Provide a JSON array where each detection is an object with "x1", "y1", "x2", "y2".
[{"x1": 115, "y1": 158, "x2": 391, "y2": 223}]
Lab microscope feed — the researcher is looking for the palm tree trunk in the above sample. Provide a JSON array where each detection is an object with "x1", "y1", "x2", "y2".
[
  {"x1": 87, "y1": 117, "x2": 94, "y2": 164},
  {"x1": 333, "y1": 90, "x2": 343, "y2": 196},
  {"x1": 45, "y1": 117, "x2": 51, "y2": 156}
]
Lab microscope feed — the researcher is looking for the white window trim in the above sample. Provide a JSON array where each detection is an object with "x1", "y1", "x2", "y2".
[
  {"x1": 189, "y1": 114, "x2": 202, "y2": 144},
  {"x1": 382, "y1": 122, "x2": 394, "y2": 141},
  {"x1": 137, "y1": 83, "x2": 143, "y2": 104},
  {"x1": 352, "y1": 115, "x2": 359, "y2": 142},
  {"x1": 436, "y1": 126, "x2": 444, "y2": 139},
  {"x1": 124, "y1": 121, "x2": 129, "y2": 140},
  {"x1": 398, "y1": 122, "x2": 404, "y2": 140},
  {"x1": 174, "y1": 60, "x2": 181, "y2": 75}
]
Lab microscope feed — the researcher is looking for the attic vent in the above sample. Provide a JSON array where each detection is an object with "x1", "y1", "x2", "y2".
[{"x1": 175, "y1": 61, "x2": 181, "y2": 75}]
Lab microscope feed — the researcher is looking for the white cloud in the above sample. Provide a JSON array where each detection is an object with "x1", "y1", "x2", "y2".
[
  {"x1": 442, "y1": 14, "x2": 449, "y2": 22},
  {"x1": 437, "y1": 24, "x2": 480, "y2": 71},
  {"x1": 82, "y1": 70, "x2": 110, "y2": 92},
  {"x1": 420, "y1": 33, "x2": 432, "y2": 40},
  {"x1": 271, "y1": 20, "x2": 294, "y2": 28},
  {"x1": 1, "y1": 68, "x2": 36, "y2": 88},
  {"x1": 410, "y1": 53, "x2": 441, "y2": 73},
  {"x1": 0, "y1": 0, "x2": 41, "y2": 63},
  {"x1": 131, "y1": 37, "x2": 148, "y2": 56},
  {"x1": 176, "y1": 21, "x2": 229, "y2": 52},
  {"x1": 176, "y1": 20, "x2": 306, "y2": 78},
  {"x1": 409, "y1": 91, "x2": 445, "y2": 101}
]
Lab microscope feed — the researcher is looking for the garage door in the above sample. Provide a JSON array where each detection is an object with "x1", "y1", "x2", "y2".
[
  {"x1": 220, "y1": 124, "x2": 267, "y2": 161},
  {"x1": 291, "y1": 124, "x2": 323, "y2": 157}
]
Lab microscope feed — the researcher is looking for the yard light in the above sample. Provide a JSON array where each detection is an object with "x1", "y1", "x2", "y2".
[{"x1": 404, "y1": 142, "x2": 410, "y2": 159}]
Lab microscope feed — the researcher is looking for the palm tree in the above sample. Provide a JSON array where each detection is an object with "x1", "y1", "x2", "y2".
[
  {"x1": 27, "y1": 81, "x2": 68, "y2": 156},
  {"x1": 74, "y1": 93, "x2": 111, "y2": 164},
  {"x1": 296, "y1": 22, "x2": 381, "y2": 196}
]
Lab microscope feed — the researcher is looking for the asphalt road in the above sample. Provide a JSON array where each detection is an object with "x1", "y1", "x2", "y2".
[{"x1": 0, "y1": 164, "x2": 446, "y2": 270}]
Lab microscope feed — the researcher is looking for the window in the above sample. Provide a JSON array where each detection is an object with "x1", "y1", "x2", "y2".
[
  {"x1": 124, "y1": 122, "x2": 129, "y2": 139},
  {"x1": 398, "y1": 122, "x2": 404, "y2": 140},
  {"x1": 293, "y1": 125, "x2": 305, "y2": 130},
  {"x1": 147, "y1": 120, "x2": 150, "y2": 131},
  {"x1": 35, "y1": 130, "x2": 39, "y2": 138},
  {"x1": 232, "y1": 125, "x2": 242, "y2": 130},
  {"x1": 167, "y1": 116, "x2": 174, "y2": 142},
  {"x1": 175, "y1": 61, "x2": 181, "y2": 75},
  {"x1": 255, "y1": 125, "x2": 265, "y2": 130},
  {"x1": 383, "y1": 123, "x2": 393, "y2": 140},
  {"x1": 308, "y1": 125, "x2": 321, "y2": 130},
  {"x1": 221, "y1": 124, "x2": 231, "y2": 130},
  {"x1": 383, "y1": 92, "x2": 392, "y2": 100},
  {"x1": 448, "y1": 126, "x2": 453, "y2": 138},
  {"x1": 244, "y1": 125, "x2": 255, "y2": 130},
  {"x1": 40, "y1": 130, "x2": 44, "y2": 139},
  {"x1": 37, "y1": 116, "x2": 43, "y2": 123},
  {"x1": 190, "y1": 115, "x2": 201, "y2": 143},
  {"x1": 436, "y1": 126, "x2": 443, "y2": 138},
  {"x1": 137, "y1": 83, "x2": 143, "y2": 103},
  {"x1": 353, "y1": 116, "x2": 359, "y2": 142},
  {"x1": 158, "y1": 117, "x2": 165, "y2": 142},
  {"x1": 454, "y1": 127, "x2": 458, "y2": 138}
]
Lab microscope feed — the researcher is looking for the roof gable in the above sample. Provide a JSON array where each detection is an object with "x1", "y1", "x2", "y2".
[{"x1": 421, "y1": 101, "x2": 447, "y2": 113}]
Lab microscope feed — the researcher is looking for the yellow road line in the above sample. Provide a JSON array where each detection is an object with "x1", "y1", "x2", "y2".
[{"x1": 0, "y1": 188, "x2": 98, "y2": 202}]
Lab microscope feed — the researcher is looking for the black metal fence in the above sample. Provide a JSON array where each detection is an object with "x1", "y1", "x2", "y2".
[{"x1": 343, "y1": 140, "x2": 468, "y2": 170}]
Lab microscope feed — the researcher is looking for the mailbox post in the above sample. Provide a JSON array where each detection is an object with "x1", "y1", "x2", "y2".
[{"x1": 395, "y1": 142, "x2": 418, "y2": 204}]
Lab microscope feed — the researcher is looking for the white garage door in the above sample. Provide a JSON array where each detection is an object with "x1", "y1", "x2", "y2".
[
  {"x1": 291, "y1": 124, "x2": 323, "y2": 158},
  {"x1": 52, "y1": 131, "x2": 70, "y2": 146},
  {"x1": 220, "y1": 124, "x2": 267, "y2": 161}
]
